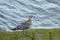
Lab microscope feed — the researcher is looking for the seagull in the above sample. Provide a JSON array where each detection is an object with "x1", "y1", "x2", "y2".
[
  {"x1": 11, "y1": 15, "x2": 35, "y2": 30},
  {"x1": 11, "y1": 15, "x2": 35, "y2": 37}
]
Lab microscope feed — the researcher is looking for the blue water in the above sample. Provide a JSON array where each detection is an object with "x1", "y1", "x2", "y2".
[{"x1": 0, "y1": 0, "x2": 60, "y2": 31}]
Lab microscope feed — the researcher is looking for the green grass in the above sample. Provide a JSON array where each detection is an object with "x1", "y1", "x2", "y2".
[{"x1": 0, "y1": 29, "x2": 60, "y2": 40}]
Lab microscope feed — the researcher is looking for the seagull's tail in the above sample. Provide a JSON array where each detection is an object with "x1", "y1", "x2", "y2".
[{"x1": 11, "y1": 28, "x2": 17, "y2": 30}]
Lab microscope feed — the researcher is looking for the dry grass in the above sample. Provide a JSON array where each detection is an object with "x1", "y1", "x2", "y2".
[{"x1": 0, "y1": 29, "x2": 60, "y2": 40}]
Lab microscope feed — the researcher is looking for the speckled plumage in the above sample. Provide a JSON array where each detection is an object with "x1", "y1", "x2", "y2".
[{"x1": 11, "y1": 16, "x2": 34, "y2": 30}]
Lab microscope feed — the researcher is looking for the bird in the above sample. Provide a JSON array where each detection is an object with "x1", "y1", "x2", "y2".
[
  {"x1": 11, "y1": 15, "x2": 35, "y2": 30},
  {"x1": 11, "y1": 15, "x2": 35, "y2": 37}
]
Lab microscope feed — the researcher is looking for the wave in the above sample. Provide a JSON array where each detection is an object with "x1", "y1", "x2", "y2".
[{"x1": 0, "y1": 0, "x2": 60, "y2": 31}]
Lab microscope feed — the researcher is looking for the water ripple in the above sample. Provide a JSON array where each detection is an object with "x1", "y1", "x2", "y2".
[{"x1": 0, "y1": 0, "x2": 60, "y2": 31}]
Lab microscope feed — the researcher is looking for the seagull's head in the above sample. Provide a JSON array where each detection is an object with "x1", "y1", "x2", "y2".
[{"x1": 29, "y1": 15, "x2": 36, "y2": 19}]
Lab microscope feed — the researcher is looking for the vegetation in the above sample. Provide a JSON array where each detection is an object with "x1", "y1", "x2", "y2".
[{"x1": 0, "y1": 29, "x2": 60, "y2": 40}]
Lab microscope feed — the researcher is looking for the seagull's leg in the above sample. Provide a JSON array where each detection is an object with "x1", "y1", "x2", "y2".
[
  {"x1": 23, "y1": 29, "x2": 24, "y2": 33},
  {"x1": 23, "y1": 29, "x2": 25, "y2": 36},
  {"x1": 49, "y1": 32, "x2": 52, "y2": 40},
  {"x1": 22, "y1": 29, "x2": 25, "y2": 40}
]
